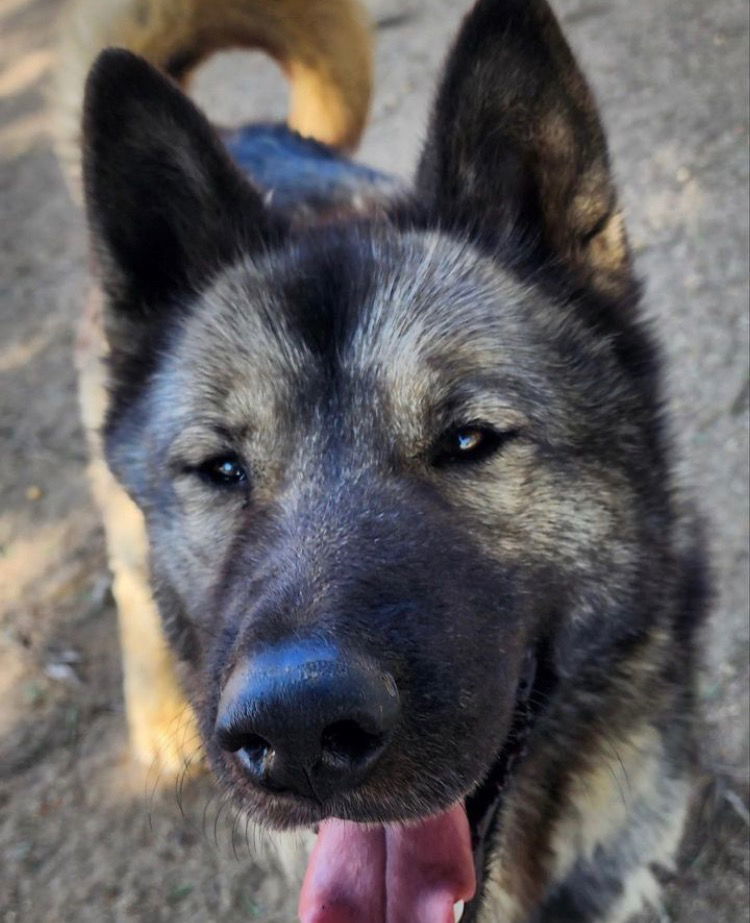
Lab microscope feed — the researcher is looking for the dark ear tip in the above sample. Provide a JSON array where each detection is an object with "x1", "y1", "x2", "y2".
[
  {"x1": 83, "y1": 48, "x2": 172, "y2": 125},
  {"x1": 86, "y1": 47, "x2": 154, "y2": 94},
  {"x1": 82, "y1": 48, "x2": 181, "y2": 205}
]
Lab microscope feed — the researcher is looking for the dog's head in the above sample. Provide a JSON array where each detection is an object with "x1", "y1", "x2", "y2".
[{"x1": 83, "y1": 0, "x2": 671, "y2": 916}]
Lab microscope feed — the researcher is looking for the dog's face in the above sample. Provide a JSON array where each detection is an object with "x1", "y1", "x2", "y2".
[
  {"x1": 105, "y1": 223, "x2": 651, "y2": 827},
  {"x1": 83, "y1": 0, "x2": 668, "y2": 908}
]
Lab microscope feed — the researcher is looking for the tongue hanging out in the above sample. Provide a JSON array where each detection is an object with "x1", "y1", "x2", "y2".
[{"x1": 299, "y1": 803, "x2": 476, "y2": 923}]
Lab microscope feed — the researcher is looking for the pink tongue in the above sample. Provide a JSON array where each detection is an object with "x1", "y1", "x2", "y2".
[{"x1": 298, "y1": 804, "x2": 475, "y2": 923}]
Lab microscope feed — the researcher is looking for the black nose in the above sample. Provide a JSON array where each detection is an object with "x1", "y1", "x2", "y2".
[{"x1": 215, "y1": 642, "x2": 400, "y2": 801}]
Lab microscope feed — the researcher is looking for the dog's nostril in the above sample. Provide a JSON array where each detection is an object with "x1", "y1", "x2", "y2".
[
  {"x1": 232, "y1": 734, "x2": 292, "y2": 794},
  {"x1": 321, "y1": 719, "x2": 384, "y2": 766},
  {"x1": 217, "y1": 723, "x2": 271, "y2": 756},
  {"x1": 240, "y1": 732, "x2": 272, "y2": 761},
  {"x1": 235, "y1": 733, "x2": 272, "y2": 770}
]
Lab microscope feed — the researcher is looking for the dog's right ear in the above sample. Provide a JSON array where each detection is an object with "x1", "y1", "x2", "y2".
[{"x1": 83, "y1": 50, "x2": 278, "y2": 318}]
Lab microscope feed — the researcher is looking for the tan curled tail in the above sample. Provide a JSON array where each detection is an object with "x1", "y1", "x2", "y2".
[{"x1": 54, "y1": 0, "x2": 373, "y2": 196}]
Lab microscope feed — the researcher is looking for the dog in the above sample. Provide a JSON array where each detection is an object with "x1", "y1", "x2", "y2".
[{"x1": 57, "y1": 0, "x2": 708, "y2": 920}]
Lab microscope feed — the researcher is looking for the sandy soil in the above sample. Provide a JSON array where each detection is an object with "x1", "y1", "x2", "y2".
[{"x1": 1, "y1": 0, "x2": 748, "y2": 920}]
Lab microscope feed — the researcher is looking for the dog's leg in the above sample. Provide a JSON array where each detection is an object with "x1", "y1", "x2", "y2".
[
  {"x1": 92, "y1": 460, "x2": 202, "y2": 776},
  {"x1": 77, "y1": 288, "x2": 201, "y2": 778}
]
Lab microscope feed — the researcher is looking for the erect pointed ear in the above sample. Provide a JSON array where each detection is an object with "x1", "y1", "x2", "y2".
[
  {"x1": 83, "y1": 49, "x2": 280, "y2": 315},
  {"x1": 415, "y1": 0, "x2": 633, "y2": 298}
]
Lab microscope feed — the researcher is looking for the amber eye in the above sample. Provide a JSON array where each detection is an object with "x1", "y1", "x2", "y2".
[
  {"x1": 197, "y1": 455, "x2": 248, "y2": 489},
  {"x1": 432, "y1": 425, "x2": 517, "y2": 467},
  {"x1": 455, "y1": 429, "x2": 485, "y2": 453}
]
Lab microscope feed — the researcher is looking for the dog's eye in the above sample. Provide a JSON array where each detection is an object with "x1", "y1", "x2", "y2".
[
  {"x1": 197, "y1": 455, "x2": 248, "y2": 489},
  {"x1": 432, "y1": 425, "x2": 517, "y2": 467}
]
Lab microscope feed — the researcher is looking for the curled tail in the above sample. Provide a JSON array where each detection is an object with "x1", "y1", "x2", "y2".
[{"x1": 55, "y1": 0, "x2": 373, "y2": 194}]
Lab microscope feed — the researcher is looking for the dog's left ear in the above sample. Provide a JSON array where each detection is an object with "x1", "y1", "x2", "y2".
[{"x1": 416, "y1": 0, "x2": 633, "y2": 298}]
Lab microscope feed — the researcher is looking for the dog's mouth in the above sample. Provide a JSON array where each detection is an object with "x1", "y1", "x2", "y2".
[{"x1": 298, "y1": 650, "x2": 546, "y2": 923}]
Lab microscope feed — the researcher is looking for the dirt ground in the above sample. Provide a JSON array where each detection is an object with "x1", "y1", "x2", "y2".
[{"x1": 1, "y1": 0, "x2": 748, "y2": 920}]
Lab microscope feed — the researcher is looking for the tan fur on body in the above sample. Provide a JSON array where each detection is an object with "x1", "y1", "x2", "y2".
[
  {"x1": 76, "y1": 289, "x2": 202, "y2": 775},
  {"x1": 55, "y1": 0, "x2": 373, "y2": 194}
]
